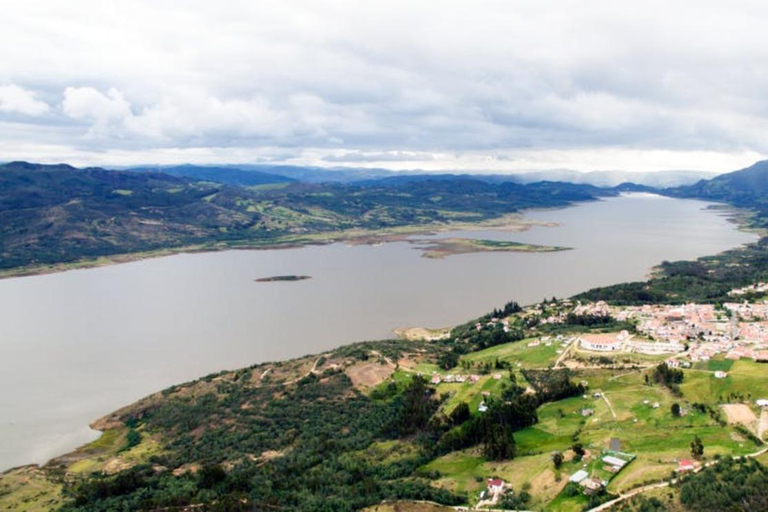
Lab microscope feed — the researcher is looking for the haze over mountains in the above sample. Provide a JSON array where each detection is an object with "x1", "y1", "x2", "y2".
[{"x1": 115, "y1": 164, "x2": 717, "y2": 188}]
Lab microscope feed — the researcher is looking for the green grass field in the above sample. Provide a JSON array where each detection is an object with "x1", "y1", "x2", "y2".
[
  {"x1": 681, "y1": 360, "x2": 768, "y2": 403},
  {"x1": 425, "y1": 357, "x2": 767, "y2": 508},
  {"x1": 461, "y1": 338, "x2": 565, "y2": 368}
]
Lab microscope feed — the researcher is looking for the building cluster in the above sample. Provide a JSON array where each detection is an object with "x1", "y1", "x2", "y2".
[
  {"x1": 597, "y1": 297, "x2": 768, "y2": 363},
  {"x1": 568, "y1": 450, "x2": 634, "y2": 496},
  {"x1": 430, "y1": 373, "x2": 481, "y2": 385}
]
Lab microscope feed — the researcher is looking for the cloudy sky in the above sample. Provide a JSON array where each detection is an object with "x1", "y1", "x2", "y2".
[{"x1": 1, "y1": 1, "x2": 767, "y2": 172}]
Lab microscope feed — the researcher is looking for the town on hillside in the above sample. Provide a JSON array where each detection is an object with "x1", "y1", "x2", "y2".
[{"x1": 409, "y1": 282, "x2": 768, "y2": 509}]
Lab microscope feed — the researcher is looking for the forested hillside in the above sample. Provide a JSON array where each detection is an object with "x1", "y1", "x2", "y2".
[
  {"x1": 668, "y1": 160, "x2": 768, "y2": 219},
  {"x1": 0, "y1": 161, "x2": 616, "y2": 273}
]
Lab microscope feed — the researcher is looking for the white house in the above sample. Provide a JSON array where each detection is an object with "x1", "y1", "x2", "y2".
[{"x1": 569, "y1": 470, "x2": 589, "y2": 483}]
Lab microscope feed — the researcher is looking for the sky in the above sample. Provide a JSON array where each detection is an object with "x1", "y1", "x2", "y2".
[{"x1": 0, "y1": 0, "x2": 767, "y2": 173}]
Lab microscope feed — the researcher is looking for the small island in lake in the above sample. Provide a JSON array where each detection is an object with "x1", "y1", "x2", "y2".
[
  {"x1": 412, "y1": 237, "x2": 571, "y2": 259},
  {"x1": 254, "y1": 275, "x2": 312, "y2": 282}
]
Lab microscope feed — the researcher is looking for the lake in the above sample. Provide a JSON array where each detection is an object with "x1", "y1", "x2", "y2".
[{"x1": 0, "y1": 194, "x2": 758, "y2": 471}]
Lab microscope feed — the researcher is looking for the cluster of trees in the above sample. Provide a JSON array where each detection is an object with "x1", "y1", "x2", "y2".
[
  {"x1": 61, "y1": 370, "x2": 462, "y2": 511},
  {"x1": 679, "y1": 457, "x2": 768, "y2": 510},
  {"x1": 521, "y1": 369, "x2": 586, "y2": 403},
  {"x1": 435, "y1": 386, "x2": 539, "y2": 460},
  {"x1": 650, "y1": 363, "x2": 684, "y2": 395},
  {"x1": 498, "y1": 486, "x2": 531, "y2": 509},
  {"x1": 448, "y1": 321, "x2": 526, "y2": 353},
  {"x1": 489, "y1": 300, "x2": 523, "y2": 319}
]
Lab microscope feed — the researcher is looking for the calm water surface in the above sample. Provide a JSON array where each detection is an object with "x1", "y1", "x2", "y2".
[{"x1": 0, "y1": 194, "x2": 757, "y2": 470}]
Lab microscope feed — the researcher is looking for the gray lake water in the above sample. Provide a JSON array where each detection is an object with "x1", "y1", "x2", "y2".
[{"x1": 0, "y1": 194, "x2": 758, "y2": 471}]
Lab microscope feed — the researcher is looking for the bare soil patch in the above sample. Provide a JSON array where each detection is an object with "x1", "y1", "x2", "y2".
[
  {"x1": 722, "y1": 403, "x2": 758, "y2": 427},
  {"x1": 395, "y1": 327, "x2": 449, "y2": 341},
  {"x1": 345, "y1": 361, "x2": 396, "y2": 389}
]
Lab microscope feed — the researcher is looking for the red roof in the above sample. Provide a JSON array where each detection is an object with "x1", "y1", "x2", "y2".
[
  {"x1": 487, "y1": 478, "x2": 504, "y2": 487},
  {"x1": 679, "y1": 459, "x2": 694, "y2": 468}
]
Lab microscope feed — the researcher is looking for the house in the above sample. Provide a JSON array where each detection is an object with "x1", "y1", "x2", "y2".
[
  {"x1": 602, "y1": 455, "x2": 627, "y2": 468},
  {"x1": 487, "y1": 478, "x2": 505, "y2": 495},
  {"x1": 580, "y1": 333, "x2": 624, "y2": 352},
  {"x1": 470, "y1": 374, "x2": 480, "y2": 383},
  {"x1": 478, "y1": 402, "x2": 488, "y2": 413},
  {"x1": 443, "y1": 374, "x2": 455, "y2": 383},
  {"x1": 580, "y1": 477, "x2": 604, "y2": 495},
  {"x1": 493, "y1": 374, "x2": 502, "y2": 380},
  {"x1": 678, "y1": 459, "x2": 695, "y2": 472},
  {"x1": 430, "y1": 375, "x2": 441, "y2": 385},
  {"x1": 756, "y1": 399, "x2": 768, "y2": 407},
  {"x1": 569, "y1": 469, "x2": 589, "y2": 483},
  {"x1": 714, "y1": 371, "x2": 728, "y2": 379},
  {"x1": 580, "y1": 408, "x2": 595, "y2": 417}
]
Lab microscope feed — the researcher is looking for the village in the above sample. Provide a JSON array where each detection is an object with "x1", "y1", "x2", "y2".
[{"x1": 416, "y1": 283, "x2": 768, "y2": 508}]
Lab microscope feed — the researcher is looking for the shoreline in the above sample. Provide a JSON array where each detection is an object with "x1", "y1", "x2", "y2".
[
  {"x1": 2, "y1": 194, "x2": 763, "y2": 477},
  {"x1": 0, "y1": 211, "x2": 558, "y2": 281}
]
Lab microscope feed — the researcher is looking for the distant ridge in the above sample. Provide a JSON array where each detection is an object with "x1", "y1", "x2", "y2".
[
  {"x1": 116, "y1": 163, "x2": 714, "y2": 187},
  {"x1": 125, "y1": 164, "x2": 295, "y2": 187},
  {"x1": 667, "y1": 160, "x2": 768, "y2": 213}
]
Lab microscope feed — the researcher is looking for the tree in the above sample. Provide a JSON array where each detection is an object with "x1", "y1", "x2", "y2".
[
  {"x1": 691, "y1": 435, "x2": 704, "y2": 459},
  {"x1": 671, "y1": 403, "x2": 681, "y2": 417},
  {"x1": 552, "y1": 452, "x2": 564, "y2": 469},
  {"x1": 449, "y1": 402, "x2": 470, "y2": 425},
  {"x1": 572, "y1": 442, "x2": 585, "y2": 461},
  {"x1": 498, "y1": 488, "x2": 530, "y2": 509},
  {"x1": 392, "y1": 376, "x2": 437, "y2": 436},
  {"x1": 483, "y1": 423, "x2": 516, "y2": 460},
  {"x1": 438, "y1": 351, "x2": 459, "y2": 370},
  {"x1": 125, "y1": 428, "x2": 141, "y2": 450}
]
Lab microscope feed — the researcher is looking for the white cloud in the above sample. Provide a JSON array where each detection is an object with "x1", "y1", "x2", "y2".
[
  {"x1": 1, "y1": 1, "x2": 768, "y2": 171},
  {"x1": 62, "y1": 87, "x2": 132, "y2": 132},
  {"x1": 0, "y1": 85, "x2": 49, "y2": 116}
]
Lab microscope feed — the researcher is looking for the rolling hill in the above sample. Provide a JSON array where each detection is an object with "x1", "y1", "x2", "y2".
[
  {"x1": 668, "y1": 160, "x2": 768, "y2": 214},
  {"x1": 0, "y1": 161, "x2": 618, "y2": 274}
]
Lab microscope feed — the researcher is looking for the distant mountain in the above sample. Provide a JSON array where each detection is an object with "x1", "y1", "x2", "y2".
[
  {"x1": 116, "y1": 163, "x2": 715, "y2": 188},
  {"x1": 228, "y1": 164, "x2": 404, "y2": 183},
  {"x1": 354, "y1": 169, "x2": 713, "y2": 188},
  {"x1": 125, "y1": 164, "x2": 296, "y2": 187},
  {"x1": 506, "y1": 169, "x2": 716, "y2": 187},
  {"x1": 668, "y1": 160, "x2": 768, "y2": 213}
]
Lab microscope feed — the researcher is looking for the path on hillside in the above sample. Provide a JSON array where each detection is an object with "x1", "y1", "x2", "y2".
[
  {"x1": 600, "y1": 391, "x2": 617, "y2": 419},
  {"x1": 759, "y1": 409, "x2": 768, "y2": 441},
  {"x1": 553, "y1": 341, "x2": 575, "y2": 368}
]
